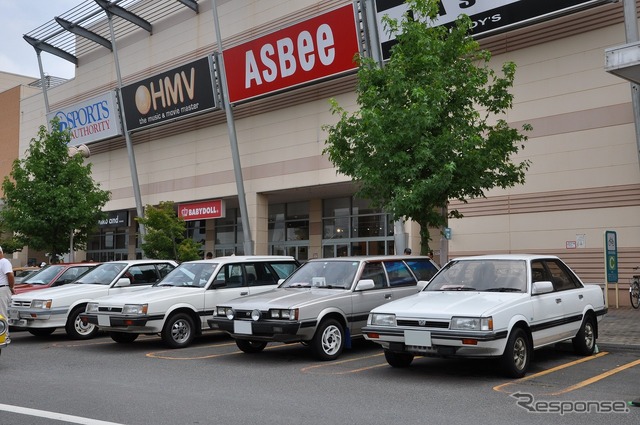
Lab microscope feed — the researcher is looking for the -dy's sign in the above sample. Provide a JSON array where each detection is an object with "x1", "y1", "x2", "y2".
[
  {"x1": 121, "y1": 57, "x2": 218, "y2": 131},
  {"x1": 223, "y1": 4, "x2": 360, "y2": 104}
]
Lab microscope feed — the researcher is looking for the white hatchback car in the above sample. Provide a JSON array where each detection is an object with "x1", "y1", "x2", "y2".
[
  {"x1": 362, "y1": 254, "x2": 607, "y2": 378},
  {"x1": 80, "y1": 256, "x2": 300, "y2": 348},
  {"x1": 8, "y1": 260, "x2": 177, "y2": 339}
]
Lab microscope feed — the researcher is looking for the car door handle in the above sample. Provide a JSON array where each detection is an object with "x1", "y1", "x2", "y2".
[
  {"x1": 240, "y1": 291, "x2": 249, "y2": 296},
  {"x1": 384, "y1": 293, "x2": 393, "y2": 299},
  {"x1": 555, "y1": 298, "x2": 562, "y2": 304}
]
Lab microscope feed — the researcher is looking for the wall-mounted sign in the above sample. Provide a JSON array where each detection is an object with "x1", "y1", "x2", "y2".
[
  {"x1": 223, "y1": 4, "x2": 360, "y2": 104},
  {"x1": 375, "y1": 0, "x2": 609, "y2": 59},
  {"x1": 48, "y1": 91, "x2": 122, "y2": 146},
  {"x1": 98, "y1": 210, "x2": 129, "y2": 228},
  {"x1": 121, "y1": 57, "x2": 218, "y2": 132},
  {"x1": 178, "y1": 199, "x2": 226, "y2": 221}
]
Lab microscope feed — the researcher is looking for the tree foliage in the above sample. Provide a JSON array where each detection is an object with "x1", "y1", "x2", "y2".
[
  {"x1": 136, "y1": 201, "x2": 201, "y2": 262},
  {"x1": 1, "y1": 119, "x2": 110, "y2": 261},
  {"x1": 323, "y1": 0, "x2": 531, "y2": 254}
]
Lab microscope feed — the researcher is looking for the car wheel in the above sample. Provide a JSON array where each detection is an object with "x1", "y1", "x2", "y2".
[
  {"x1": 572, "y1": 315, "x2": 596, "y2": 356},
  {"x1": 28, "y1": 328, "x2": 56, "y2": 337},
  {"x1": 65, "y1": 306, "x2": 99, "y2": 340},
  {"x1": 161, "y1": 313, "x2": 194, "y2": 348},
  {"x1": 110, "y1": 332, "x2": 139, "y2": 344},
  {"x1": 500, "y1": 327, "x2": 530, "y2": 378},
  {"x1": 236, "y1": 339, "x2": 267, "y2": 353},
  {"x1": 311, "y1": 318, "x2": 344, "y2": 361},
  {"x1": 384, "y1": 349, "x2": 414, "y2": 368}
]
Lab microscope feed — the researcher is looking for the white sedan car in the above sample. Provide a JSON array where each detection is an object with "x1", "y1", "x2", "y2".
[
  {"x1": 80, "y1": 256, "x2": 299, "y2": 348},
  {"x1": 363, "y1": 254, "x2": 607, "y2": 378},
  {"x1": 8, "y1": 260, "x2": 177, "y2": 339}
]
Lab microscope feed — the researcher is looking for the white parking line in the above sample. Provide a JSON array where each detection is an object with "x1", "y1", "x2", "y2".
[{"x1": 0, "y1": 403, "x2": 125, "y2": 425}]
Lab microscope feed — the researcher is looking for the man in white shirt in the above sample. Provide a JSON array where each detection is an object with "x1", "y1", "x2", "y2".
[{"x1": 0, "y1": 246, "x2": 15, "y2": 339}]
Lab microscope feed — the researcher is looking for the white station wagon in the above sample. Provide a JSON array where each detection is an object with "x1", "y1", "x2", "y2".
[
  {"x1": 80, "y1": 256, "x2": 299, "y2": 348},
  {"x1": 362, "y1": 254, "x2": 607, "y2": 378},
  {"x1": 8, "y1": 260, "x2": 177, "y2": 339}
]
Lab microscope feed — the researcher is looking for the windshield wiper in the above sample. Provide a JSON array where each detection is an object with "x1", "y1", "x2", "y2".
[
  {"x1": 440, "y1": 287, "x2": 477, "y2": 291},
  {"x1": 485, "y1": 287, "x2": 523, "y2": 292},
  {"x1": 288, "y1": 283, "x2": 312, "y2": 288}
]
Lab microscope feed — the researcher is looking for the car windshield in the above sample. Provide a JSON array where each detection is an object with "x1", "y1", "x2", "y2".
[
  {"x1": 281, "y1": 260, "x2": 358, "y2": 289},
  {"x1": 425, "y1": 259, "x2": 527, "y2": 293},
  {"x1": 74, "y1": 263, "x2": 127, "y2": 285},
  {"x1": 21, "y1": 265, "x2": 65, "y2": 285},
  {"x1": 156, "y1": 263, "x2": 217, "y2": 288}
]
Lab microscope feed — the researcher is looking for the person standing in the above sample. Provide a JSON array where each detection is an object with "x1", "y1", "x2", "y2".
[{"x1": 0, "y1": 246, "x2": 15, "y2": 340}]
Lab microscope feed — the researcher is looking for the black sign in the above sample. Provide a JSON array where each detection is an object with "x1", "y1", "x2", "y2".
[
  {"x1": 98, "y1": 211, "x2": 129, "y2": 228},
  {"x1": 376, "y1": 0, "x2": 608, "y2": 60},
  {"x1": 121, "y1": 57, "x2": 218, "y2": 131}
]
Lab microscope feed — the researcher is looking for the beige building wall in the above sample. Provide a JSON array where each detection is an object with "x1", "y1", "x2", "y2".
[{"x1": 16, "y1": 1, "x2": 640, "y2": 301}]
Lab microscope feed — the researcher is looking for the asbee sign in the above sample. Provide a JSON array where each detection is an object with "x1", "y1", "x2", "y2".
[
  {"x1": 121, "y1": 57, "x2": 217, "y2": 131},
  {"x1": 47, "y1": 91, "x2": 122, "y2": 146},
  {"x1": 376, "y1": 0, "x2": 609, "y2": 59},
  {"x1": 223, "y1": 4, "x2": 360, "y2": 104}
]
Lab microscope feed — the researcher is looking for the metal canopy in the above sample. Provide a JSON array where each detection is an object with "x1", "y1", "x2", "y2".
[{"x1": 23, "y1": 0, "x2": 199, "y2": 65}]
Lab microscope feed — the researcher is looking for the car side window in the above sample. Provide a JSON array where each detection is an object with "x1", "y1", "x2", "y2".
[
  {"x1": 544, "y1": 259, "x2": 582, "y2": 291},
  {"x1": 271, "y1": 262, "x2": 299, "y2": 280},
  {"x1": 157, "y1": 263, "x2": 175, "y2": 277},
  {"x1": 246, "y1": 262, "x2": 280, "y2": 287},
  {"x1": 214, "y1": 264, "x2": 245, "y2": 288},
  {"x1": 531, "y1": 261, "x2": 550, "y2": 284},
  {"x1": 362, "y1": 263, "x2": 386, "y2": 289},
  {"x1": 406, "y1": 259, "x2": 438, "y2": 281},
  {"x1": 128, "y1": 265, "x2": 160, "y2": 285},
  {"x1": 384, "y1": 261, "x2": 417, "y2": 287}
]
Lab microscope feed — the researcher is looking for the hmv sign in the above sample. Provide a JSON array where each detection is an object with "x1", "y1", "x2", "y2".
[
  {"x1": 375, "y1": 0, "x2": 609, "y2": 59},
  {"x1": 121, "y1": 57, "x2": 218, "y2": 131},
  {"x1": 223, "y1": 4, "x2": 360, "y2": 104}
]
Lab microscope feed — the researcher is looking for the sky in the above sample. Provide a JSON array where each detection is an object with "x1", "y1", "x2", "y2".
[{"x1": 0, "y1": 0, "x2": 80, "y2": 80}]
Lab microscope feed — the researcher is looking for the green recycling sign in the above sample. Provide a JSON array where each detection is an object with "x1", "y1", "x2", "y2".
[{"x1": 605, "y1": 230, "x2": 618, "y2": 283}]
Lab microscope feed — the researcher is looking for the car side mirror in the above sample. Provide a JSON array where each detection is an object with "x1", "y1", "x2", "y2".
[
  {"x1": 355, "y1": 279, "x2": 375, "y2": 291},
  {"x1": 532, "y1": 280, "x2": 554, "y2": 295},
  {"x1": 114, "y1": 277, "x2": 131, "y2": 287}
]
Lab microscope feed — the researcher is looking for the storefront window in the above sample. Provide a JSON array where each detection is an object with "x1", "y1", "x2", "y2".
[
  {"x1": 268, "y1": 202, "x2": 309, "y2": 261},
  {"x1": 215, "y1": 208, "x2": 244, "y2": 256}
]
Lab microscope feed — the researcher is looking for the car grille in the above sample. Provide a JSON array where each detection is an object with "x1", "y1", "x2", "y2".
[
  {"x1": 98, "y1": 306, "x2": 123, "y2": 313},
  {"x1": 11, "y1": 300, "x2": 31, "y2": 308},
  {"x1": 397, "y1": 319, "x2": 450, "y2": 329}
]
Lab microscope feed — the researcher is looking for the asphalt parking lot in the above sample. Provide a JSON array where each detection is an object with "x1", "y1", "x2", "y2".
[{"x1": 1, "y1": 309, "x2": 639, "y2": 425}]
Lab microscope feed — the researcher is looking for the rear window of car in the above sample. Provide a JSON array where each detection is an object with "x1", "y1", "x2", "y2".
[
  {"x1": 406, "y1": 259, "x2": 439, "y2": 281},
  {"x1": 384, "y1": 261, "x2": 418, "y2": 287}
]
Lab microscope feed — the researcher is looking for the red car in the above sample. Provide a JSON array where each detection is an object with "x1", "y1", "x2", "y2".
[{"x1": 14, "y1": 263, "x2": 99, "y2": 294}]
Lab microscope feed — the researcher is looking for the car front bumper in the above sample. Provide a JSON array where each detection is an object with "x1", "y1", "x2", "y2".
[
  {"x1": 81, "y1": 313, "x2": 164, "y2": 333},
  {"x1": 7, "y1": 307, "x2": 67, "y2": 328},
  {"x1": 362, "y1": 325, "x2": 509, "y2": 357},
  {"x1": 208, "y1": 317, "x2": 316, "y2": 342}
]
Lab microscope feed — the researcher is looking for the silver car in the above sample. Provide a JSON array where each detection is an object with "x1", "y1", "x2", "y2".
[{"x1": 208, "y1": 255, "x2": 439, "y2": 360}]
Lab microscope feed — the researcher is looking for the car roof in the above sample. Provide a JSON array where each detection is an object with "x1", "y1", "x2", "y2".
[
  {"x1": 305, "y1": 255, "x2": 432, "y2": 262},
  {"x1": 185, "y1": 255, "x2": 296, "y2": 264},
  {"x1": 98, "y1": 259, "x2": 178, "y2": 265},
  {"x1": 450, "y1": 254, "x2": 561, "y2": 261}
]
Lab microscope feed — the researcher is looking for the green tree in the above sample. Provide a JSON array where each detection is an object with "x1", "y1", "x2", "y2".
[
  {"x1": 323, "y1": 0, "x2": 531, "y2": 254},
  {"x1": 136, "y1": 201, "x2": 201, "y2": 262},
  {"x1": 1, "y1": 119, "x2": 110, "y2": 261}
]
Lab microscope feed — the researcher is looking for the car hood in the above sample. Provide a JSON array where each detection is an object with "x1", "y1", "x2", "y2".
[
  {"x1": 370, "y1": 291, "x2": 526, "y2": 318},
  {"x1": 11, "y1": 283, "x2": 112, "y2": 301},
  {"x1": 14, "y1": 283, "x2": 52, "y2": 294},
  {"x1": 220, "y1": 288, "x2": 349, "y2": 309},
  {"x1": 91, "y1": 287, "x2": 201, "y2": 305}
]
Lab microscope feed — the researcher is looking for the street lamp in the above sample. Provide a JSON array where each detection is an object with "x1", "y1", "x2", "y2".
[{"x1": 67, "y1": 144, "x2": 91, "y2": 262}]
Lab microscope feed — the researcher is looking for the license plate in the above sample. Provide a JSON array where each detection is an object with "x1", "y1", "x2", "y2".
[
  {"x1": 8, "y1": 319, "x2": 27, "y2": 327},
  {"x1": 405, "y1": 330, "x2": 431, "y2": 347},
  {"x1": 234, "y1": 320, "x2": 252, "y2": 335},
  {"x1": 97, "y1": 315, "x2": 110, "y2": 327},
  {"x1": 8, "y1": 309, "x2": 19, "y2": 319}
]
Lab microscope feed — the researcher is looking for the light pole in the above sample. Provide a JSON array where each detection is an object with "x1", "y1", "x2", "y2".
[{"x1": 67, "y1": 144, "x2": 91, "y2": 262}]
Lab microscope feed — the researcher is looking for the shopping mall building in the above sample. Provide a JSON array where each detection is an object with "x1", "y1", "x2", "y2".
[{"x1": 9, "y1": 0, "x2": 640, "y2": 303}]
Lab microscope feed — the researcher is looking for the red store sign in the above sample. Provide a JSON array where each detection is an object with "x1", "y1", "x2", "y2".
[
  {"x1": 223, "y1": 4, "x2": 360, "y2": 104},
  {"x1": 178, "y1": 200, "x2": 225, "y2": 221}
]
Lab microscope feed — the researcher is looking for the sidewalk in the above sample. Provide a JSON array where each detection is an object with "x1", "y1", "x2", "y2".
[{"x1": 597, "y1": 306, "x2": 640, "y2": 348}]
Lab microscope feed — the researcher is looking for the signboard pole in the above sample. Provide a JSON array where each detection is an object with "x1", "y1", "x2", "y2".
[{"x1": 211, "y1": 0, "x2": 254, "y2": 255}]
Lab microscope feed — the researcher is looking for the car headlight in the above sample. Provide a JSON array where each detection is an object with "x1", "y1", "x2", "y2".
[
  {"x1": 0, "y1": 319, "x2": 7, "y2": 335},
  {"x1": 86, "y1": 303, "x2": 99, "y2": 313},
  {"x1": 450, "y1": 316, "x2": 493, "y2": 331},
  {"x1": 216, "y1": 307, "x2": 234, "y2": 319},
  {"x1": 269, "y1": 309, "x2": 298, "y2": 320},
  {"x1": 31, "y1": 299, "x2": 52, "y2": 309},
  {"x1": 122, "y1": 304, "x2": 148, "y2": 315},
  {"x1": 369, "y1": 313, "x2": 396, "y2": 326}
]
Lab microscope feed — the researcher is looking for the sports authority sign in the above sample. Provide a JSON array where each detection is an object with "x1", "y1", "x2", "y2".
[
  {"x1": 375, "y1": 0, "x2": 609, "y2": 59},
  {"x1": 178, "y1": 200, "x2": 226, "y2": 221},
  {"x1": 223, "y1": 4, "x2": 360, "y2": 104}
]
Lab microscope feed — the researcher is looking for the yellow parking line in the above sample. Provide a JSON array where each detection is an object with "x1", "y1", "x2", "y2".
[
  {"x1": 145, "y1": 341, "x2": 291, "y2": 360},
  {"x1": 492, "y1": 352, "x2": 609, "y2": 393},
  {"x1": 546, "y1": 357, "x2": 640, "y2": 395},
  {"x1": 300, "y1": 353, "x2": 385, "y2": 374}
]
